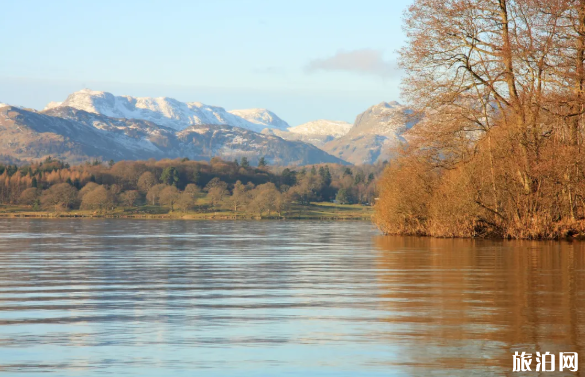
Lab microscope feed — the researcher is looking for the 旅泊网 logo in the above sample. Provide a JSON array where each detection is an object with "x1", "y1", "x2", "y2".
[{"x1": 513, "y1": 352, "x2": 578, "y2": 372}]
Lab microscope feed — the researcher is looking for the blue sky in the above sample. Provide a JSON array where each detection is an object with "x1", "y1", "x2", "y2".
[{"x1": 0, "y1": 0, "x2": 412, "y2": 125}]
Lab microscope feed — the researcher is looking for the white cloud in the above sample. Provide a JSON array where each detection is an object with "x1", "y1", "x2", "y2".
[{"x1": 305, "y1": 49, "x2": 400, "y2": 78}]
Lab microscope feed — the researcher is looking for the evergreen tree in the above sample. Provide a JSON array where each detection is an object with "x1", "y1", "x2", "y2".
[
  {"x1": 191, "y1": 170, "x2": 201, "y2": 185},
  {"x1": 258, "y1": 157, "x2": 267, "y2": 168},
  {"x1": 310, "y1": 166, "x2": 317, "y2": 175},
  {"x1": 240, "y1": 157, "x2": 250, "y2": 168},
  {"x1": 6, "y1": 165, "x2": 17, "y2": 177},
  {"x1": 281, "y1": 168, "x2": 296, "y2": 186},
  {"x1": 318, "y1": 166, "x2": 332, "y2": 186},
  {"x1": 234, "y1": 159, "x2": 239, "y2": 167},
  {"x1": 160, "y1": 167, "x2": 180, "y2": 187},
  {"x1": 31, "y1": 177, "x2": 38, "y2": 188},
  {"x1": 323, "y1": 166, "x2": 332, "y2": 186},
  {"x1": 336, "y1": 188, "x2": 354, "y2": 205}
]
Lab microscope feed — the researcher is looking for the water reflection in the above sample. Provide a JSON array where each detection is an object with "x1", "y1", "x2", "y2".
[
  {"x1": 374, "y1": 236, "x2": 585, "y2": 375},
  {"x1": 0, "y1": 220, "x2": 583, "y2": 376}
]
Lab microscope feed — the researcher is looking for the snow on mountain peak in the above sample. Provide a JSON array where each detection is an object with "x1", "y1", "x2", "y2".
[
  {"x1": 44, "y1": 101, "x2": 63, "y2": 110},
  {"x1": 288, "y1": 120, "x2": 352, "y2": 137},
  {"x1": 228, "y1": 108, "x2": 289, "y2": 131},
  {"x1": 350, "y1": 101, "x2": 411, "y2": 137},
  {"x1": 45, "y1": 89, "x2": 289, "y2": 133}
]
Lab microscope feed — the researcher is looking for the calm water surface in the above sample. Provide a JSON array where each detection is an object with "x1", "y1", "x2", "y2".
[{"x1": 0, "y1": 219, "x2": 583, "y2": 376}]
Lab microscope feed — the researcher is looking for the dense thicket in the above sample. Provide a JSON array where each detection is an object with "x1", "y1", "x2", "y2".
[
  {"x1": 375, "y1": 0, "x2": 585, "y2": 239},
  {"x1": 0, "y1": 157, "x2": 382, "y2": 215}
]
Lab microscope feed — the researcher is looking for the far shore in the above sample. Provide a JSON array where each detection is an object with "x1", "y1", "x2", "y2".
[{"x1": 0, "y1": 202, "x2": 373, "y2": 221}]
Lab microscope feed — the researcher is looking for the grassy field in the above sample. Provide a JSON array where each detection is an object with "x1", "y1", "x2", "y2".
[{"x1": 0, "y1": 202, "x2": 373, "y2": 221}]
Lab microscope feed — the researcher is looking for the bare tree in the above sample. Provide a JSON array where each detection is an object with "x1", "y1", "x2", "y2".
[
  {"x1": 159, "y1": 186, "x2": 180, "y2": 211},
  {"x1": 375, "y1": 0, "x2": 585, "y2": 238},
  {"x1": 19, "y1": 188, "x2": 39, "y2": 206},
  {"x1": 137, "y1": 171, "x2": 157, "y2": 193},
  {"x1": 146, "y1": 184, "x2": 167, "y2": 206},
  {"x1": 81, "y1": 185, "x2": 115, "y2": 213},
  {"x1": 41, "y1": 183, "x2": 78, "y2": 211},
  {"x1": 119, "y1": 190, "x2": 140, "y2": 207},
  {"x1": 230, "y1": 180, "x2": 251, "y2": 212}
]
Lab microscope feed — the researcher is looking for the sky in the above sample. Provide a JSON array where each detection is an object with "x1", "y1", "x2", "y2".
[{"x1": 0, "y1": 0, "x2": 412, "y2": 126}]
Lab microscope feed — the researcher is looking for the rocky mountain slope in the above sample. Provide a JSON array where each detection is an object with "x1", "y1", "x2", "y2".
[
  {"x1": 0, "y1": 106, "x2": 347, "y2": 165},
  {"x1": 322, "y1": 102, "x2": 415, "y2": 164},
  {"x1": 45, "y1": 89, "x2": 289, "y2": 133}
]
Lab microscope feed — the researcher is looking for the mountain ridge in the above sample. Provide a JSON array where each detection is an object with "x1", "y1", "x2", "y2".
[
  {"x1": 0, "y1": 105, "x2": 348, "y2": 165},
  {"x1": 45, "y1": 89, "x2": 288, "y2": 133},
  {"x1": 228, "y1": 108, "x2": 289, "y2": 131},
  {"x1": 2, "y1": 89, "x2": 413, "y2": 166}
]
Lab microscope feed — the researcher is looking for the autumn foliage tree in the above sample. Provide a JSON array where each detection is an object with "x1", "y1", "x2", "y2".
[
  {"x1": 375, "y1": 0, "x2": 585, "y2": 238},
  {"x1": 0, "y1": 155, "x2": 380, "y2": 218},
  {"x1": 81, "y1": 185, "x2": 115, "y2": 213},
  {"x1": 41, "y1": 183, "x2": 78, "y2": 211}
]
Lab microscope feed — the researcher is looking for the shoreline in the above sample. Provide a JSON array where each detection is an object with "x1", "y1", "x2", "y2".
[
  {"x1": 0, "y1": 203, "x2": 374, "y2": 221},
  {"x1": 0, "y1": 213, "x2": 372, "y2": 221}
]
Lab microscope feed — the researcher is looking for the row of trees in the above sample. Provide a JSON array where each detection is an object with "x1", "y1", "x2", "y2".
[
  {"x1": 375, "y1": 0, "x2": 585, "y2": 239},
  {"x1": 1, "y1": 157, "x2": 383, "y2": 215}
]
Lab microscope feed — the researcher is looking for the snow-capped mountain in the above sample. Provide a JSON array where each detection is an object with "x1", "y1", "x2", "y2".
[
  {"x1": 45, "y1": 89, "x2": 288, "y2": 133},
  {"x1": 0, "y1": 105, "x2": 347, "y2": 166},
  {"x1": 4, "y1": 88, "x2": 415, "y2": 165},
  {"x1": 350, "y1": 101, "x2": 413, "y2": 137},
  {"x1": 322, "y1": 102, "x2": 416, "y2": 164},
  {"x1": 288, "y1": 120, "x2": 352, "y2": 137},
  {"x1": 0, "y1": 103, "x2": 8, "y2": 108},
  {"x1": 228, "y1": 109, "x2": 289, "y2": 131},
  {"x1": 261, "y1": 119, "x2": 352, "y2": 148}
]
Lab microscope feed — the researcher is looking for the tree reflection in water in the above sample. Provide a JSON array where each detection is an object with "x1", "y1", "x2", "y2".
[{"x1": 374, "y1": 236, "x2": 585, "y2": 375}]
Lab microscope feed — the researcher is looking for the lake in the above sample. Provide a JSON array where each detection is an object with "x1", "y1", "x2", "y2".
[{"x1": 0, "y1": 219, "x2": 583, "y2": 376}]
